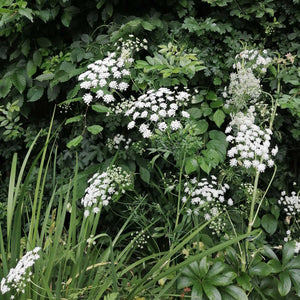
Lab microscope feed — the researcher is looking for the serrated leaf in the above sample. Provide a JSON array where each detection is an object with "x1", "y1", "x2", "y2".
[
  {"x1": 27, "y1": 86, "x2": 44, "y2": 102},
  {"x1": 224, "y1": 285, "x2": 248, "y2": 300},
  {"x1": 0, "y1": 78, "x2": 12, "y2": 98},
  {"x1": 36, "y1": 73, "x2": 54, "y2": 81},
  {"x1": 65, "y1": 115, "x2": 82, "y2": 125},
  {"x1": 11, "y1": 72, "x2": 26, "y2": 93},
  {"x1": 19, "y1": 8, "x2": 34, "y2": 22},
  {"x1": 261, "y1": 214, "x2": 277, "y2": 235},
  {"x1": 67, "y1": 136, "x2": 82, "y2": 148},
  {"x1": 278, "y1": 270, "x2": 291, "y2": 296},
  {"x1": 91, "y1": 104, "x2": 110, "y2": 113},
  {"x1": 213, "y1": 109, "x2": 225, "y2": 128},
  {"x1": 87, "y1": 125, "x2": 103, "y2": 135},
  {"x1": 33, "y1": 50, "x2": 42, "y2": 66},
  {"x1": 26, "y1": 60, "x2": 37, "y2": 77},
  {"x1": 187, "y1": 107, "x2": 202, "y2": 119}
]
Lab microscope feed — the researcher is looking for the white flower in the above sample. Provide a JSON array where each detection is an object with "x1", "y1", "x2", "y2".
[
  {"x1": 127, "y1": 121, "x2": 135, "y2": 129},
  {"x1": 158, "y1": 122, "x2": 167, "y2": 131},
  {"x1": 83, "y1": 93, "x2": 93, "y2": 105},
  {"x1": 170, "y1": 120, "x2": 182, "y2": 130},
  {"x1": 182, "y1": 111, "x2": 190, "y2": 118},
  {"x1": 150, "y1": 114, "x2": 159, "y2": 122}
]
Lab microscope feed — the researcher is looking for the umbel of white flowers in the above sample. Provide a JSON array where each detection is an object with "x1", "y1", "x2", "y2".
[
  {"x1": 125, "y1": 87, "x2": 191, "y2": 138},
  {"x1": 225, "y1": 106, "x2": 278, "y2": 172},
  {"x1": 81, "y1": 165, "x2": 132, "y2": 217},
  {"x1": 1, "y1": 247, "x2": 41, "y2": 298}
]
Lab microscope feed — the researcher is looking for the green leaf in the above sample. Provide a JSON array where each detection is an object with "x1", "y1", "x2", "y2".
[
  {"x1": 285, "y1": 255, "x2": 300, "y2": 269},
  {"x1": 283, "y1": 242, "x2": 296, "y2": 266},
  {"x1": 278, "y1": 270, "x2": 291, "y2": 296},
  {"x1": 268, "y1": 259, "x2": 282, "y2": 273},
  {"x1": 289, "y1": 269, "x2": 300, "y2": 296},
  {"x1": 87, "y1": 125, "x2": 103, "y2": 135},
  {"x1": 249, "y1": 262, "x2": 272, "y2": 276},
  {"x1": 37, "y1": 37, "x2": 51, "y2": 48},
  {"x1": 188, "y1": 107, "x2": 202, "y2": 119},
  {"x1": 261, "y1": 214, "x2": 277, "y2": 235},
  {"x1": 210, "y1": 272, "x2": 236, "y2": 286},
  {"x1": 65, "y1": 115, "x2": 82, "y2": 125},
  {"x1": 213, "y1": 109, "x2": 225, "y2": 128},
  {"x1": 62, "y1": 11, "x2": 72, "y2": 27},
  {"x1": 11, "y1": 72, "x2": 26, "y2": 93},
  {"x1": 236, "y1": 273, "x2": 252, "y2": 290},
  {"x1": 103, "y1": 292, "x2": 119, "y2": 300},
  {"x1": 213, "y1": 77, "x2": 222, "y2": 85},
  {"x1": 139, "y1": 166, "x2": 150, "y2": 184},
  {"x1": 185, "y1": 157, "x2": 199, "y2": 174},
  {"x1": 67, "y1": 136, "x2": 83, "y2": 148},
  {"x1": 198, "y1": 156, "x2": 211, "y2": 174},
  {"x1": 21, "y1": 39, "x2": 30, "y2": 56},
  {"x1": 191, "y1": 284, "x2": 203, "y2": 299},
  {"x1": 141, "y1": 20, "x2": 155, "y2": 31},
  {"x1": 26, "y1": 60, "x2": 37, "y2": 77},
  {"x1": 207, "y1": 261, "x2": 226, "y2": 277},
  {"x1": 27, "y1": 86, "x2": 44, "y2": 102},
  {"x1": 202, "y1": 281, "x2": 221, "y2": 300},
  {"x1": 18, "y1": 8, "x2": 34, "y2": 22},
  {"x1": 199, "y1": 257, "x2": 209, "y2": 278},
  {"x1": 36, "y1": 73, "x2": 54, "y2": 81},
  {"x1": 223, "y1": 285, "x2": 248, "y2": 300},
  {"x1": 47, "y1": 86, "x2": 60, "y2": 101},
  {"x1": 0, "y1": 77, "x2": 12, "y2": 98},
  {"x1": 206, "y1": 91, "x2": 217, "y2": 100},
  {"x1": 33, "y1": 50, "x2": 42, "y2": 66},
  {"x1": 91, "y1": 104, "x2": 110, "y2": 113}
]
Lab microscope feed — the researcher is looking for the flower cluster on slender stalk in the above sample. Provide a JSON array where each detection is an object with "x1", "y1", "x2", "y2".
[
  {"x1": 124, "y1": 87, "x2": 191, "y2": 138},
  {"x1": 78, "y1": 52, "x2": 132, "y2": 105},
  {"x1": 225, "y1": 107, "x2": 278, "y2": 172},
  {"x1": 278, "y1": 191, "x2": 300, "y2": 216},
  {"x1": 182, "y1": 176, "x2": 233, "y2": 234},
  {"x1": 1, "y1": 247, "x2": 41, "y2": 298},
  {"x1": 81, "y1": 165, "x2": 133, "y2": 217},
  {"x1": 107, "y1": 134, "x2": 132, "y2": 151}
]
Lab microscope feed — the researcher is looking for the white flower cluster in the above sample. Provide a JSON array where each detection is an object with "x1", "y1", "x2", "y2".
[
  {"x1": 125, "y1": 88, "x2": 191, "y2": 138},
  {"x1": 81, "y1": 165, "x2": 132, "y2": 217},
  {"x1": 234, "y1": 49, "x2": 272, "y2": 73},
  {"x1": 78, "y1": 52, "x2": 132, "y2": 105},
  {"x1": 226, "y1": 107, "x2": 278, "y2": 172},
  {"x1": 107, "y1": 134, "x2": 132, "y2": 151},
  {"x1": 1, "y1": 247, "x2": 41, "y2": 297},
  {"x1": 182, "y1": 176, "x2": 233, "y2": 234},
  {"x1": 223, "y1": 68, "x2": 261, "y2": 109},
  {"x1": 115, "y1": 34, "x2": 148, "y2": 59},
  {"x1": 295, "y1": 241, "x2": 300, "y2": 254},
  {"x1": 130, "y1": 231, "x2": 150, "y2": 249},
  {"x1": 278, "y1": 191, "x2": 300, "y2": 216}
]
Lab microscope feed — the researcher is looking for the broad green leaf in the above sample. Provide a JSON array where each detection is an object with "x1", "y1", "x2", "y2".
[
  {"x1": 92, "y1": 104, "x2": 110, "y2": 113},
  {"x1": 33, "y1": 50, "x2": 42, "y2": 66},
  {"x1": 207, "y1": 261, "x2": 226, "y2": 277},
  {"x1": 65, "y1": 115, "x2": 82, "y2": 125},
  {"x1": 87, "y1": 125, "x2": 103, "y2": 135},
  {"x1": 177, "y1": 276, "x2": 195, "y2": 289},
  {"x1": 11, "y1": 72, "x2": 26, "y2": 93},
  {"x1": 0, "y1": 77, "x2": 12, "y2": 98},
  {"x1": 37, "y1": 37, "x2": 51, "y2": 48},
  {"x1": 67, "y1": 135, "x2": 83, "y2": 148},
  {"x1": 141, "y1": 20, "x2": 155, "y2": 31},
  {"x1": 36, "y1": 73, "x2": 54, "y2": 81},
  {"x1": 26, "y1": 60, "x2": 37, "y2": 77},
  {"x1": 236, "y1": 273, "x2": 252, "y2": 290},
  {"x1": 268, "y1": 259, "x2": 282, "y2": 273},
  {"x1": 261, "y1": 214, "x2": 277, "y2": 235},
  {"x1": 202, "y1": 281, "x2": 221, "y2": 300},
  {"x1": 210, "y1": 272, "x2": 236, "y2": 286},
  {"x1": 188, "y1": 107, "x2": 202, "y2": 119},
  {"x1": 21, "y1": 39, "x2": 30, "y2": 56},
  {"x1": 198, "y1": 156, "x2": 211, "y2": 174},
  {"x1": 185, "y1": 157, "x2": 199, "y2": 174},
  {"x1": 289, "y1": 269, "x2": 300, "y2": 296},
  {"x1": 199, "y1": 257, "x2": 208, "y2": 278},
  {"x1": 213, "y1": 109, "x2": 225, "y2": 128},
  {"x1": 47, "y1": 86, "x2": 60, "y2": 101},
  {"x1": 192, "y1": 119, "x2": 208, "y2": 135},
  {"x1": 206, "y1": 91, "x2": 217, "y2": 100},
  {"x1": 223, "y1": 285, "x2": 248, "y2": 300},
  {"x1": 283, "y1": 242, "x2": 296, "y2": 266},
  {"x1": 285, "y1": 255, "x2": 300, "y2": 269},
  {"x1": 191, "y1": 283, "x2": 203, "y2": 300},
  {"x1": 278, "y1": 270, "x2": 291, "y2": 296},
  {"x1": 19, "y1": 8, "x2": 34, "y2": 22},
  {"x1": 139, "y1": 166, "x2": 150, "y2": 184},
  {"x1": 27, "y1": 86, "x2": 44, "y2": 102},
  {"x1": 249, "y1": 262, "x2": 272, "y2": 276}
]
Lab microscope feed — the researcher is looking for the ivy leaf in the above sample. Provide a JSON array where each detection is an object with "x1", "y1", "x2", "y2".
[
  {"x1": 11, "y1": 72, "x2": 26, "y2": 93},
  {"x1": 213, "y1": 109, "x2": 225, "y2": 127},
  {"x1": 27, "y1": 86, "x2": 44, "y2": 102},
  {"x1": 67, "y1": 136, "x2": 83, "y2": 148},
  {"x1": 87, "y1": 125, "x2": 103, "y2": 135}
]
